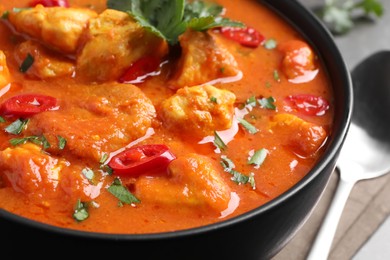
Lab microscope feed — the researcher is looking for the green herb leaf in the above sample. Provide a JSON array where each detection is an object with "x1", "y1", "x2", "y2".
[
  {"x1": 220, "y1": 155, "x2": 235, "y2": 172},
  {"x1": 0, "y1": 116, "x2": 6, "y2": 123},
  {"x1": 220, "y1": 155, "x2": 256, "y2": 189},
  {"x1": 210, "y1": 96, "x2": 218, "y2": 103},
  {"x1": 248, "y1": 148, "x2": 268, "y2": 168},
  {"x1": 246, "y1": 96, "x2": 257, "y2": 107},
  {"x1": 316, "y1": 0, "x2": 383, "y2": 35},
  {"x1": 82, "y1": 168, "x2": 95, "y2": 181},
  {"x1": 5, "y1": 118, "x2": 29, "y2": 135},
  {"x1": 9, "y1": 135, "x2": 51, "y2": 150},
  {"x1": 237, "y1": 117, "x2": 258, "y2": 134},
  {"x1": 73, "y1": 199, "x2": 89, "y2": 222},
  {"x1": 273, "y1": 70, "x2": 280, "y2": 82},
  {"x1": 19, "y1": 53, "x2": 34, "y2": 73},
  {"x1": 57, "y1": 135, "x2": 67, "y2": 150},
  {"x1": 264, "y1": 38, "x2": 277, "y2": 49},
  {"x1": 107, "y1": 0, "x2": 243, "y2": 45},
  {"x1": 107, "y1": 178, "x2": 140, "y2": 205},
  {"x1": 258, "y1": 96, "x2": 276, "y2": 110},
  {"x1": 213, "y1": 131, "x2": 227, "y2": 151}
]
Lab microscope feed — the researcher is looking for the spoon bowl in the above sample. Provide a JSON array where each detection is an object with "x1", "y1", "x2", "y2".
[{"x1": 307, "y1": 50, "x2": 390, "y2": 260}]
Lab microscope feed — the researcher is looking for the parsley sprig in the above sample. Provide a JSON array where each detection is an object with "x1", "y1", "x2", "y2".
[{"x1": 107, "y1": 0, "x2": 244, "y2": 45}]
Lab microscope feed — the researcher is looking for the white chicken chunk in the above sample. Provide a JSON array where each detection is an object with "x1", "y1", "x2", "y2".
[
  {"x1": 159, "y1": 84, "x2": 236, "y2": 137},
  {"x1": 0, "y1": 50, "x2": 10, "y2": 87},
  {"x1": 0, "y1": 143, "x2": 102, "y2": 204},
  {"x1": 135, "y1": 153, "x2": 232, "y2": 212},
  {"x1": 169, "y1": 30, "x2": 241, "y2": 89},
  {"x1": 8, "y1": 5, "x2": 97, "y2": 54},
  {"x1": 76, "y1": 9, "x2": 168, "y2": 82},
  {"x1": 14, "y1": 40, "x2": 75, "y2": 79},
  {"x1": 269, "y1": 113, "x2": 327, "y2": 157}
]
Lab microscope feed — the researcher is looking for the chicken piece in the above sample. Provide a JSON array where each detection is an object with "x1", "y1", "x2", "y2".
[
  {"x1": 135, "y1": 153, "x2": 232, "y2": 212},
  {"x1": 159, "y1": 84, "x2": 236, "y2": 138},
  {"x1": 76, "y1": 9, "x2": 168, "y2": 82},
  {"x1": 0, "y1": 50, "x2": 10, "y2": 87},
  {"x1": 169, "y1": 30, "x2": 240, "y2": 89},
  {"x1": 269, "y1": 113, "x2": 327, "y2": 157},
  {"x1": 26, "y1": 82, "x2": 156, "y2": 162},
  {"x1": 0, "y1": 143, "x2": 103, "y2": 205},
  {"x1": 8, "y1": 5, "x2": 97, "y2": 54},
  {"x1": 278, "y1": 40, "x2": 318, "y2": 83},
  {"x1": 14, "y1": 40, "x2": 75, "y2": 79}
]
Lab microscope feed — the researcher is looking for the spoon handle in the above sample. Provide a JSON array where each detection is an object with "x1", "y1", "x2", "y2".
[{"x1": 306, "y1": 169, "x2": 357, "y2": 260}]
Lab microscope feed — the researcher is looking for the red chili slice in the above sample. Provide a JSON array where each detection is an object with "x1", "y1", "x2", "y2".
[
  {"x1": 284, "y1": 94, "x2": 330, "y2": 116},
  {"x1": 220, "y1": 26, "x2": 265, "y2": 48},
  {"x1": 0, "y1": 94, "x2": 58, "y2": 117},
  {"x1": 119, "y1": 56, "x2": 161, "y2": 83},
  {"x1": 108, "y1": 144, "x2": 176, "y2": 176},
  {"x1": 28, "y1": 0, "x2": 70, "y2": 7}
]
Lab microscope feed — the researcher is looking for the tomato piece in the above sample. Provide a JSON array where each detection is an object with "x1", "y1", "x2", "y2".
[
  {"x1": 284, "y1": 94, "x2": 330, "y2": 116},
  {"x1": 220, "y1": 26, "x2": 264, "y2": 48},
  {"x1": 119, "y1": 56, "x2": 161, "y2": 84},
  {"x1": 108, "y1": 144, "x2": 176, "y2": 176},
  {"x1": 0, "y1": 94, "x2": 58, "y2": 117},
  {"x1": 28, "y1": 0, "x2": 70, "y2": 7}
]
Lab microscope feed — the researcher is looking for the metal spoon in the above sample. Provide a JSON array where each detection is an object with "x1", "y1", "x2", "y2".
[{"x1": 307, "y1": 50, "x2": 390, "y2": 260}]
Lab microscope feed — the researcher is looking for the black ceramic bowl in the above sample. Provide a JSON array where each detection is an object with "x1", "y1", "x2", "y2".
[{"x1": 0, "y1": 0, "x2": 352, "y2": 258}]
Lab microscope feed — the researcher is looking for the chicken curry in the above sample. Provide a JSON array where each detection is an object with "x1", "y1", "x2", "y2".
[{"x1": 0, "y1": 0, "x2": 334, "y2": 234}]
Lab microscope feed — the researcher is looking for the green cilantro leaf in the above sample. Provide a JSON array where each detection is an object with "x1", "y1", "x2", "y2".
[
  {"x1": 213, "y1": 131, "x2": 227, "y2": 151},
  {"x1": 107, "y1": 0, "x2": 243, "y2": 45},
  {"x1": 107, "y1": 178, "x2": 140, "y2": 205},
  {"x1": 5, "y1": 118, "x2": 29, "y2": 135},
  {"x1": 73, "y1": 199, "x2": 89, "y2": 222},
  {"x1": 9, "y1": 135, "x2": 51, "y2": 150},
  {"x1": 237, "y1": 117, "x2": 258, "y2": 134},
  {"x1": 82, "y1": 168, "x2": 95, "y2": 181},
  {"x1": 248, "y1": 148, "x2": 268, "y2": 168},
  {"x1": 258, "y1": 96, "x2": 276, "y2": 110},
  {"x1": 57, "y1": 135, "x2": 67, "y2": 150},
  {"x1": 220, "y1": 155, "x2": 256, "y2": 189}
]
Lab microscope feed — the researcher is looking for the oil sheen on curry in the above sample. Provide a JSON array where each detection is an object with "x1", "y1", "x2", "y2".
[{"x1": 0, "y1": 0, "x2": 334, "y2": 234}]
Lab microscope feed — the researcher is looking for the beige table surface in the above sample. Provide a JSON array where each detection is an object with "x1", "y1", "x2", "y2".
[{"x1": 274, "y1": 1, "x2": 390, "y2": 259}]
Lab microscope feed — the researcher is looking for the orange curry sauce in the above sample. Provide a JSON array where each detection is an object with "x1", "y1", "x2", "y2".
[{"x1": 0, "y1": 0, "x2": 334, "y2": 234}]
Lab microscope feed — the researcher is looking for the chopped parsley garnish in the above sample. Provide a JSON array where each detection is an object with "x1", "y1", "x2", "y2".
[
  {"x1": 258, "y1": 96, "x2": 276, "y2": 110},
  {"x1": 73, "y1": 199, "x2": 89, "y2": 222},
  {"x1": 82, "y1": 168, "x2": 95, "y2": 181},
  {"x1": 210, "y1": 96, "x2": 218, "y2": 103},
  {"x1": 273, "y1": 70, "x2": 281, "y2": 82},
  {"x1": 107, "y1": 178, "x2": 140, "y2": 205},
  {"x1": 5, "y1": 118, "x2": 29, "y2": 135},
  {"x1": 99, "y1": 153, "x2": 109, "y2": 164},
  {"x1": 19, "y1": 53, "x2": 34, "y2": 73},
  {"x1": 220, "y1": 155, "x2": 256, "y2": 189},
  {"x1": 248, "y1": 148, "x2": 268, "y2": 168},
  {"x1": 99, "y1": 153, "x2": 113, "y2": 175},
  {"x1": 237, "y1": 117, "x2": 258, "y2": 134},
  {"x1": 107, "y1": 0, "x2": 244, "y2": 45},
  {"x1": 9, "y1": 135, "x2": 51, "y2": 150},
  {"x1": 57, "y1": 135, "x2": 67, "y2": 150},
  {"x1": 0, "y1": 116, "x2": 5, "y2": 123},
  {"x1": 264, "y1": 38, "x2": 277, "y2": 49},
  {"x1": 213, "y1": 131, "x2": 227, "y2": 151},
  {"x1": 220, "y1": 155, "x2": 235, "y2": 172},
  {"x1": 245, "y1": 96, "x2": 257, "y2": 107}
]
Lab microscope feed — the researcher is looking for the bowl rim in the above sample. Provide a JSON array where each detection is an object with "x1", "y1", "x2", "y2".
[{"x1": 0, "y1": 0, "x2": 353, "y2": 241}]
